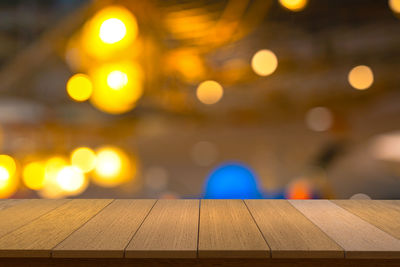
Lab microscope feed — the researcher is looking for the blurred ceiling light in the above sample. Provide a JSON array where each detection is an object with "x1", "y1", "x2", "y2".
[
  {"x1": 81, "y1": 6, "x2": 138, "y2": 59},
  {"x1": 389, "y1": 0, "x2": 400, "y2": 13},
  {"x1": 107, "y1": 70, "x2": 128, "y2": 90},
  {"x1": 370, "y1": 133, "x2": 400, "y2": 162},
  {"x1": 348, "y1": 65, "x2": 374, "y2": 90},
  {"x1": 305, "y1": 107, "x2": 333, "y2": 132},
  {"x1": 99, "y1": 18, "x2": 127, "y2": 44},
  {"x1": 56, "y1": 166, "x2": 88, "y2": 196},
  {"x1": 23, "y1": 161, "x2": 45, "y2": 190},
  {"x1": 71, "y1": 147, "x2": 97, "y2": 173},
  {"x1": 350, "y1": 193, "x2": 371, "y2": 200},
  {"x1": 251, "y1": 49, "x2": 278, "y2": 77},
  {"x1": 66, "y1": 74, "x2": 93, "y2": 102},
  {"x1": 144, "y1": 166, "x2": 169, "y2": 191},
  {"x1": 191, "y1": 141, "x2": 218, "y2": 166},
  {"x1": 0, "y1": 155, "x2": 18, "y2": 198},
  {"x1": 196, "y1": 80, "x2": 223, "y2": 105},
  {"x1": 279, "y1": 0, "x2": 308, "y2": 12},
  {"x1": 90, "y1": 62, "x2": 143, "y2": 114},
  {"x1": 93, "y1": 146, "x2": 134, "y2": 187}
]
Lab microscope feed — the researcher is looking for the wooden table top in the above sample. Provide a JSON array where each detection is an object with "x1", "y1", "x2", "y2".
[{"x1": 0, "y1": 199, "x2": 399, "y2": 262}]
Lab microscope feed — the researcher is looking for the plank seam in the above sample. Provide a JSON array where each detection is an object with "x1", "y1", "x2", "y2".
[
  {"x1": 50, "y1": 199, "x2": 116, "y2": 257},
  {"x1": 0, "y1": 199, "x2": 73, "y2": 240},
  {"x1": 123, "y1": 199, "x2": 158, "y2": 258},
  {"x1": 243, "y1": 199, "x2": 272, "y2": 258}
]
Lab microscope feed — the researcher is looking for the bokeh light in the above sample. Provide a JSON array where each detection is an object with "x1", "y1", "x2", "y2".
[
  {"x1": 144, "y1": 166, "x2": 169, "y2": 191},
  {"x1": 389, "y1": 0, "x2": 400, "y2": 13},
  {"x1": 81, "y1": 5, "x2": 138, "y2": 59},
  {"x1": 348, "y1": 65, "x2": 374, "y2": 90},
  {"x1": 23, "y1": 161, "x2": 45, "y2": 190},
  {"x1": 39, "y1": 156, "x2": 68, "y2": 199},
  {"x1": 196, "y1": 80, "x2": 223, "y2": 105},
  {"x1": 56, "y1": 166, "x2": 88, "y2": 196},
  {"x1": 92, "y1": 146, "x2": 134, "y2": 187},
  {"x1": 90, "y1": 62, "x2": 143, "y2": 114},
  {"x1": 251, "y1": 49, "x2": 278, "y2": 77},
  {"x1": 305, "y1": 107, "x2": 333, "y2": 132},
  {"x1": 99, "y1": 18, "x2": 127, "y2": 44},
  {"x1": 370, "y1": 133, "x2": 400, "y2": 162},
  {"x1": 191, "y1": 141, "x2": 218, "y2": 166},
  {"x1": 350, "y1": 193, "x2": 371, "y2": 200},
  {"x1": 286, "y1": 179, "x2": 313, "y2": 199},
  {"x1": 0, "y1": 155, "x2": 18, "y2": 198},
  {"x1": 71, "y1": 147, "x2": 97, "y2": 173},
  {"x1": 66, "y1": 73, "x2": 93, "y2": 102},
  {"x1": 204, "y1": 162, "x2": 262, "y2": 199},
  {"x1": 279, "y1": 0, "x2": 308, "y2": 12}
]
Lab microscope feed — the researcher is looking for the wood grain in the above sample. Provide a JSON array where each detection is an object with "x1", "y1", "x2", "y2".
[
  {"x1": 290, "y1": 200, "x2": 400, "y2": 259},
  {"x1": 0, "y1": 199, "x2": 112, "y2": 257},
  {"x1": 198, "y1": 199, "x2": 269, "y2": 258},
  {"x1": 53, "y1": 199, "x2": 156, "y2": 258},
  {"x1": 332, "y1": 200, "x2": 400, "y2": 240},
  {"x1": 125, "y1": 199, "x2": 199, "y2": 258},
  {"x1": 245, "y1": 200, "x2": 343, "y2": 258},
  {"x1": 0, "y1": 199, "x2": 26, "y2": 211},
  {"x1": 0, "y1": 199, "x2": 69, "y2": 239}
]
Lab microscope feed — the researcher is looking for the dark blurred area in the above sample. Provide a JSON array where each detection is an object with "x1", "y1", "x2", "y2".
[{"x1": 0, "y1": 0, "x2": 399, "y2": 199}]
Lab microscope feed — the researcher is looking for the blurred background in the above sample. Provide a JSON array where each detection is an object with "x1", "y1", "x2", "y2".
[{"x1": 0, "y1": 0, "x2": 399, "y2": 200}]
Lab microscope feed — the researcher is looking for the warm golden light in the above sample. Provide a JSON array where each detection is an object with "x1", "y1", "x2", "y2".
[
  {"x1": 279, "y1": 0, "x2": 308, "y2": 12},
  {"x1": 0, "y1": 155, "x2": 18, "y2": 198},
  {"x1": 389, "y1": 0, "x2": 400, "y2": 13},
  {"x1": 99, "y1": 18, "x2": 127, "y2": 44},
  {"x1": 251, "y1": 49, "x2": 278, "y2": 77},
  {"x1": 66, "y1": 73, "x2": 93, "y2": 102},
  {"x1": 23, "y1": 161, "x2": 45, "y2": 190},
  {"x1": 196, "y1": 80, "x2": 223, "y2": 105},
  {"x1": 93, "y1": 146, "x2": 134, "y2": 187},
  {"x1": 107, "y1": 70, "x2": 128, "y2": 90},
  {"x1": 348, "y1": 65, "x2": 374, "y2": 90},
  {"x1": 56, "y1": 166, "x2": 87, "y2": 196},
  {"x1": 81, "y1": 6, "x2": 138, "y2": 59},
  {"x1": 39, "y1": 156, "x2": 68, "y2": 199},
  {"x1": 71, "y1": 147, "x2": 97, "y2": 173},
  {"x1": 90, "y1": 62, "x2": 143, "y2": 114}
]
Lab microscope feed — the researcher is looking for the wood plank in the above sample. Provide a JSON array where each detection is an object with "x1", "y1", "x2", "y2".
[
  {"x1": 125, "y1": 199, "x2": 199, "y2": 258},
  {"x1": 290, "y1": 200, "x2": 400, "y2": 259},
  {"x1": 198, "y1": 199, "x2": 269, "y2": 258},
  {"x1": 0, "y1": 199, "x2": 26, "y2": 211},
  {"x1": 332, "y1": 200, "x2": 400, "y2": 240},
  {"x1": 0, "y1": 199, "x2": 69, "y2": 239},
  {"x1": 0, "y1": 199, "x2": 112, "y2": 257},
  {"x1": 245, "y1": 200, "x2": 343, "y2": 258},
  {"x1": 53, "y1": 199, "x2": 156, "y2": 258}
]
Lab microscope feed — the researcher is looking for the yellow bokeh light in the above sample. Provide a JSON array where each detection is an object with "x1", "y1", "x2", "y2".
[
  {"x1": 279, "y1": 0, "x2": 308, "y2": 12},
  {"x1": 90, "y1": 62, "x2": 143, "y2": 114},
  {"x1": 0, "y1": 155, "x2": 18, "y2": 198},
  {"x1": 389, "y1": 0, "x2": 400, "y2": 13},
  {"x1": 71, "y1": 147, "x2": 97, "y2": 173},
  {"x1": 66, "y1": 73, "x2": 93, "y2": 102},
  {"x1": 348, "y1": 65, "x2": 374, "y2": 90},
  {"x1": 196, "y1": 80, "x2": 223, "y2": 105},
  {"x1": 23, "y1": 161, "x2": 45, "y2": 190},
  {"x1": 92, "y1": 146, "x2": 134, "y2": 187},
  {"x1": 81, "y1": 6, "x2": 138, "y2": 60},
  {"x1": 107, "y1": 70, "x2": 128, "y2": 90},
  {"x1": 251, "y1": 49, "x2": 278, "y2": 77},
  {"x1": 39, "y1": 156, "x2": 68, "y2": 199},
  {"x1": 99, "y1": 18, "x2": 127, "y2": 44},
  {"x1": 56, "y1": 166, "x2": 88, "y2": 196}
]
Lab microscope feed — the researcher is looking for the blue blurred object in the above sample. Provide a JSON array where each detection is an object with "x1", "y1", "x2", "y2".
[{"x1": 203, "y1": 162, "x2": 262, "y2": 199}]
